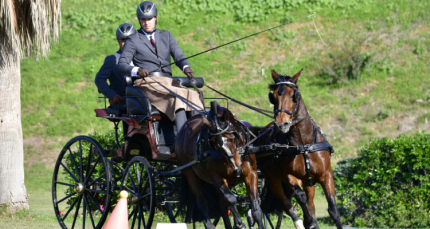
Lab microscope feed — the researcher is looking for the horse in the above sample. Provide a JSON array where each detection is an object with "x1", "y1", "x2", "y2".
[
  {"x1": 175, "y1": 101, "x2": 264, "y2": 229},
  {"x1": 255, "y1": 69, "x2": 343, "y2": 229}
]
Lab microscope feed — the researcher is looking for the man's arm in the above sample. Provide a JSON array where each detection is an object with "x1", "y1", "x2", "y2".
[
  {"x1": 95, "y1": 56, "x2": 117, "y2": 101},
  {"x1": 168, "y1": 31, "x2": 191, "y2": 71},
  {"x1": 118, "y1": 37, "x2": 137, "y2": 76}
]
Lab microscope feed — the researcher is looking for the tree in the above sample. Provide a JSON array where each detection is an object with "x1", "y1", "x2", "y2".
[{"x1": 0, "y1": 0, "x2": 61, "y2": 211}]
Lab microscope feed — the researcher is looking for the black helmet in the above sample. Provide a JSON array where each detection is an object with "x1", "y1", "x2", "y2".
[
  {"x1": 136, "y1": 1, "x2": 157, "y2": 19},
  {"x1": 116, "y1": 23, "x2": 136, "y2": 39}
]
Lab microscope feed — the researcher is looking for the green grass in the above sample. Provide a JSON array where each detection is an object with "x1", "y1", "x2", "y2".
[
  {"x1": 21, "y1": 0, "x2": 430, "y2": 158},
  {"x1": 0, "y1": 164, "x2": 335, "y2": 228}
]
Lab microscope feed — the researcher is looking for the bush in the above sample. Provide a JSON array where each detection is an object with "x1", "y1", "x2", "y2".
[{"x1": 333, "y1": 132, "x2": 430, "y2": 227}]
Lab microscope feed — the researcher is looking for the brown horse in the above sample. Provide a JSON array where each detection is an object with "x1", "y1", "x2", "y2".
[
  {"x1": 256, "y1": 70, "x2": 342, "y2": 229},
  {"x1": 176, "y1": 101, "x2": 264, "y2": 229}
]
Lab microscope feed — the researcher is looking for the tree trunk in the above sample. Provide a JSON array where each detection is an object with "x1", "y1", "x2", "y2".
[{"x1": 0, "y1": 50, "x2": 29, "y2": 211}]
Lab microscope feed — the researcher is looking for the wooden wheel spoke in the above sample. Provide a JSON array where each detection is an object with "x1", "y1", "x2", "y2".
[
  {"x1": 82, "y1": 193, "x2": 87, "y2": 229},
  {"x1": 71, "y1": 195, "x2": 82, "y2": 229},
  {"x1": 86, "y1": 189, "x2": 106, "y2": 195},
  {"x1": 60, "y1": 162, "x2": 80, "y2": 183},
  {"x1": 131, "y1": 206, "x2": 138, "y2": 228},
  {"x1": 55, "y1": 181, "x2": 75, "y2": 187},
  {"x1": 139, "y1": 192, "x2": 151, "y2": 201},
  {"x1": 127, "y1": 170, "x2": 138, "y2": 192},
  {"x1": 87, "y1": 193, "x2": 103, "y2": 214},
  {"x1": 85, "y1": 144, "x2": 93, "y2": 182},
  {"x1": 135, "y1": 163, "x2": 141, "y2": 188},
  {"x1": 124, "y1": 186, "x2": 136, "y2": 196},
  {"x1": 79, "y1": 140, "x2": 84, "y2": 181},
  {"x1": 56, "y1": 191, "x2": 77, "y2": 204},
  {"x1": 128, "y1": 206, "x2": 136, "y2": 220},
  {"x1": 68, "y1": 148, "x2": 82, "y2": 181},
  {"x1": 138, "y1": 206, "x2": 144, "y2": 229},
  {"x1": 87, "y1": 172, "x2": 106, "y2": 187},
  {"x1": 84, "y1": 194, "x2": 96, "y2": 228},
  {"x1": 84, "y1": 157, "x2": 101, "y2": 184},
  {"x1": 62, "y1": 195, "x2": 80, "y2": 221}
]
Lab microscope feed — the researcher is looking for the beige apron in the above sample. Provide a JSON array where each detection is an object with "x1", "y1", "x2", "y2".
[{"x1": 133, "y1": 77, "x2": 204, "y2": 121}]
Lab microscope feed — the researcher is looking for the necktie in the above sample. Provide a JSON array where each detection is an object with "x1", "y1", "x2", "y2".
[{"x1": 149, "y1": 35, "x2": 157, "y2": 53}]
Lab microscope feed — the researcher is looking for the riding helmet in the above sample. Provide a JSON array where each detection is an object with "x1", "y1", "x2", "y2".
[
  {"x1": 136, "y1": 1, "x2": 158, "y2": 19},
  {"x1": 116, "y1": 23, "x2": 137, "y2": 39}
]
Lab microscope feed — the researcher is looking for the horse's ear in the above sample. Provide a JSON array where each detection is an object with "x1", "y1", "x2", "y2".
[
  {"x1": 220, "y1": 109, "x2": 229, "y2": 122},
  {"x1": 292, "y1": 68, "x2": 303, "y2": 84},
  {"x1": 201, "y1": 116, "x2": 211, "y2": 128},
  {"x1": 268, "y1": 92, "x2": 275, "y2": 104},
  {"x1": 271, "y1": 70, "x2": 279, "y2": 82},
  {"x1": 210, "y1": 101, "x2": 218, "y2": 116}
]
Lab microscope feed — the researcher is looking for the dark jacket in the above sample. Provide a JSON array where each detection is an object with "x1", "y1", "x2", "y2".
[
  {"x1": 95, "y1": 50, "x2": 125, "y2": 101},
  {"x1": 117, "y1": 29, "x2": 190, "y2": 76}
]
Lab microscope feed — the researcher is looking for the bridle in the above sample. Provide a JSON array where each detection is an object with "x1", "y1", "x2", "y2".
[
  {"x1": 206, "y1": 111, "x2": 241, "y2": 157},
  {"x1": 269, "y1": 79, "x2": 309, "y2": 127}
]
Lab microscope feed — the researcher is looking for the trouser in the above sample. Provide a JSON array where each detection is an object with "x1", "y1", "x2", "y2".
[{"x1": 175, "y1": 109, "x2": 187, "y2": 132}]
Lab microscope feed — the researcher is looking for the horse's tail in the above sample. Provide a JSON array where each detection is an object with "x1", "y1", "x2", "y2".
[
  {"x1": 260, "y1": 181, "x2": 292, "y2": 215},
  {"x1": 178, "y1": 173, "x2": 222, "y2": 223}
]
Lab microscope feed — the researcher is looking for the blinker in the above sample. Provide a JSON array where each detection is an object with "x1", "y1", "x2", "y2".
[{"x1": 268, "y1": 92, "x2": 275, "y2": 104}]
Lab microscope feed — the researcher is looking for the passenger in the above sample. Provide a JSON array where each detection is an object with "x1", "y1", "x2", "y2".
[
  {"x1": 95, "y1": 23, "x2": 137, "y2": 136},
  {"x1": 117, "y1": 1, "x2": 204, "y2": 131}
]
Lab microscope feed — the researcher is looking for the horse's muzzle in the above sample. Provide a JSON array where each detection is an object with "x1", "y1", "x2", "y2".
[{"x1": 275, "y1": 121, "x2": 291, "y2": 134}]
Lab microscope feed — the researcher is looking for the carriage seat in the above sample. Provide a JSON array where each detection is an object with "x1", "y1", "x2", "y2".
[{"x1": 126, "y1": 86, "x2": 160, "y2": 116}]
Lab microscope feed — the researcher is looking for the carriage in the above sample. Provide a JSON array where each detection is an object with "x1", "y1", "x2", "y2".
[{"x1": 51, "y1": 76, "x2": 284, "y2": 229}]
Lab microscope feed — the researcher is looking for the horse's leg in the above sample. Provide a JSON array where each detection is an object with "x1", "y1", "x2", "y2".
[
  {"x1": 211, "y1": 173, "x2": 246, "y2": 229},
  {"x1": 319, "y1": 172, "x2": 343, "y2": 229},
  {"x1": 263, "y1": 171, "x2": 303, "y2": 229},
  {"x1": 183, "y1": 168, "x2": 215, "y2": 229},
  {"x1": 243, "y1": 166, "x2": 264, "y2": 228},
  {"x1": 303, "y1": 186, "x2": 316, "y2": 218},
  {"x1": 217, "y1": 191, "x2": 233, "y2": 229},
  {"x1": 287, "y1": 175, "x2": 319, "y2": 229}
]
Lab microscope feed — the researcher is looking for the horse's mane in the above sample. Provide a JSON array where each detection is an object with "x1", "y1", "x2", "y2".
[{"x1": 268, "y1": 74, "x2": 293, "y2": 91}]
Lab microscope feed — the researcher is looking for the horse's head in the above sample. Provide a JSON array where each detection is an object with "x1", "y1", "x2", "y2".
[
  {"x1": 268, "y1": 69, "x2": 303, "y2": 133},
  {"x1": 202, "y1": 101, "x2": 244, "y2": 158}
]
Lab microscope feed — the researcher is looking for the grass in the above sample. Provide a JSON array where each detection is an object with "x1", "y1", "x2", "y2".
[{"x1": 0, "y1": 163, "x2": 335, "y2": 228}]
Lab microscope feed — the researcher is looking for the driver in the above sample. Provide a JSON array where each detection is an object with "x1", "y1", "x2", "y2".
[{"x1": 117, "y1": 1, "x2": 203, "y2": 131}]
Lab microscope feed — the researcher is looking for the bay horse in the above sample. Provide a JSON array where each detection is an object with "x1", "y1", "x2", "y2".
[
  {"x1": 256, "y1": 70, "x2": 342, "y2": 229},
  {"x1": 176, "y1": 101, "x2": 264, "y2": 229}
]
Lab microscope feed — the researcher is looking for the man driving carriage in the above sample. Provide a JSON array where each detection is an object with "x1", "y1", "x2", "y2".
[{"x1": 117, "y1": 1, "x2": 203, "y2": 130}]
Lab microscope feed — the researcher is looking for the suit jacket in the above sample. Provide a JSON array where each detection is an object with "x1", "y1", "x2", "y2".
[
  {"x1": 117, "y1": 29, "x2": 190, "y2": 76},
  {"x1": 95, "y1": 50, "x2": 125, "y2": 101}
]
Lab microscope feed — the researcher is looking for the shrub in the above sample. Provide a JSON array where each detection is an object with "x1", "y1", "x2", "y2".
[{"x1": 333, "y1": 132, "x2": 430, "y2": 227}]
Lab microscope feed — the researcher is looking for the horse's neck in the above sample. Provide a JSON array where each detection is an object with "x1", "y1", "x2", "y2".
[{"x1": 288, "y1": 99, "x2": 316, "y2": 146}]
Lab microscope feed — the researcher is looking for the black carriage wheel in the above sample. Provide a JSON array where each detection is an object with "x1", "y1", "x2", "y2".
[
  {"x1": 121, "y1": 156, "x2": 155, "y2": 229},
  {"x1": 52, "y1": 136, "x2": 112, "y2": 229}
]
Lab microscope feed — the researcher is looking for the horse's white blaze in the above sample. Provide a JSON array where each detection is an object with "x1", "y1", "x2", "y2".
[
  {"x1": 294, "y1": 220, "x2": 305, "y2": 229},
  {"x1": 221, "y1": 137, "x2": 239, "y2": 170}
]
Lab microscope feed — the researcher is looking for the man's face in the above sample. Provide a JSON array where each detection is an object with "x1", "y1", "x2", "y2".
[
  {"x1": 117, "y1": 38, "x2": 126, "y2": 50},
  {"x1": 139, "y1": 17, "x2": 157, "y2": 33}
]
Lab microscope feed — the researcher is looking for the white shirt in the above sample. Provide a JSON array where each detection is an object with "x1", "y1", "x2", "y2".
[{"x1": 130, "y1": 29, "x2": 189, "y2": 77}]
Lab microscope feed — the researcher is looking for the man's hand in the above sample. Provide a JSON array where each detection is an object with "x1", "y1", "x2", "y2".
[
  {"x1": 184, "y1": 67, "x2": 194, "y2": 80},
  {"x1": 137, "y1": 67, "x2": 150, "y2": 78},
  {"x1": 112, "y1": 94, "x2": 124, "y2": 105}
]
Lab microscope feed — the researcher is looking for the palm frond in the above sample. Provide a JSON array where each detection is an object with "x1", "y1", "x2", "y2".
[{"x1": 0, "y1": 0, "x2": 61, "y2": 68}]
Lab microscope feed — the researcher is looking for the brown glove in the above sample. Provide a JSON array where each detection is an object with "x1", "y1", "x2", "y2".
[
  {"x1": 184, "y1": 67, "x2": 194, "y2": 81},
  {"x1": 111, "y1": 94, "x2": 124, "y2": 105},
  {"x1": 137, "y1": 67, "x2": 150, "y2": 78}
]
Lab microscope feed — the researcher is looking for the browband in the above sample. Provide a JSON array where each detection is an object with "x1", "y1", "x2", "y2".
[{"x1": 276, "y1": 81, "x2": 296, "y2": 86}]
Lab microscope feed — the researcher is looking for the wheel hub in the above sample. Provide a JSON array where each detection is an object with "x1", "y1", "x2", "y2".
[
  {"x1": 75, "y1": 183, "x2": 85, "y2": 194},
  {"x1": 131, "y1": 195, "x2": 139, "y2": 205}
]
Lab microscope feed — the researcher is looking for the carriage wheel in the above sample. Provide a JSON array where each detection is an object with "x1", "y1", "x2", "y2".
[
  {"x1": 52, "y1": 136, "x2": 111, "y2": 229},
  {"x1": 121, "y1": 156, "x2": 155, "y2": 229}
]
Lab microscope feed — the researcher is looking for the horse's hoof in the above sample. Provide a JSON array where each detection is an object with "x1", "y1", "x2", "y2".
[
  {"x1": 294, "y1": 220, "x2": 305, "y2": 229},
  {"x1": 233, "y1": 223, "x2": 246, "y2": 229},
  {"x1": 304, "y1": 218, "x2": 320, "y2": 229}
]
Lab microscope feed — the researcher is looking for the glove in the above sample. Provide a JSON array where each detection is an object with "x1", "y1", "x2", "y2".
[
  {"x1": 184, "y1": 67, "x2": 194, "y2": 81},
  {"x1": 111, "y1": 94, "x2": 124, "y2": 105},
  {"x1": 137, "y1": 67, "x2": 150, "y2": 78}
]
